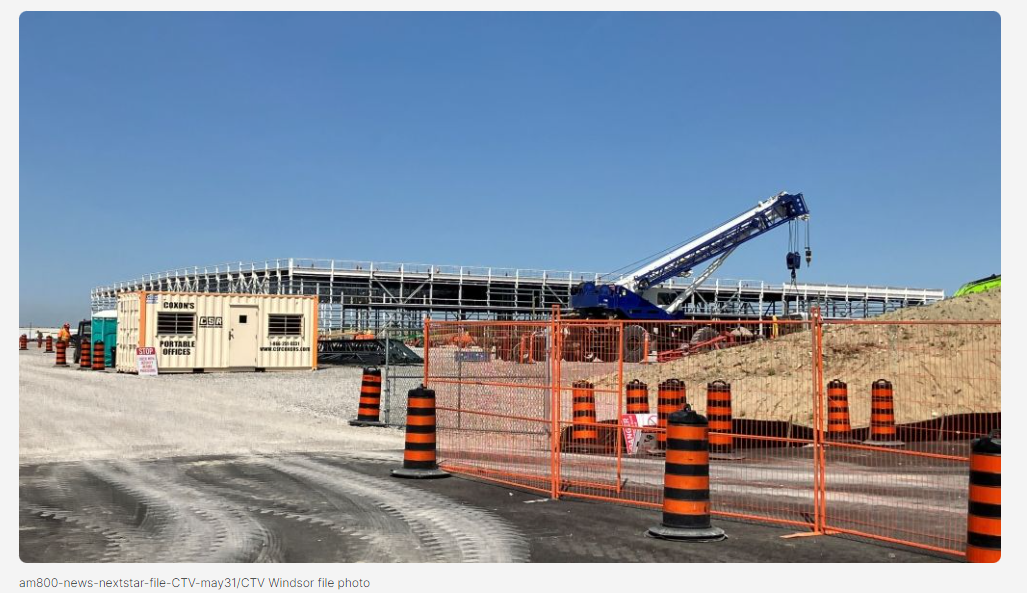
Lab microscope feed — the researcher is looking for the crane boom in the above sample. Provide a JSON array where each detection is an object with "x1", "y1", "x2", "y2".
[
  {"x1": 616, "y1": 192, "x2": 809, "y2": 292},
  {"x1": 569, "y1": 191, "x2": 810, "y2": 320}
]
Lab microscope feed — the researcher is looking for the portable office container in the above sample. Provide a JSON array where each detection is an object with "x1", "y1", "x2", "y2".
[
  {"x1": 91, "y1": 310, "x2": 118, "y2": 367},
  {"x1": 115, "y1": 291, "x2": 318, "y2": 373}
]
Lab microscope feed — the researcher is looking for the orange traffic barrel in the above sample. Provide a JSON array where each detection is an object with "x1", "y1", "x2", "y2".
[
  {"x1": 571, "y1": 380, "x2": 598, "y2": 444},
  {"x1": 626, "y1": 379, "x2": 650, "y2": 415},
  {"x1": 647, "y1": 404, "x2": 726, "y2": 542},
  {"x1": 707, "y1": 381, "x2": 735, "y2": 455},
  {"x1": 45, "y1": 336, "x2": 54, "y2": 353},
  {"x1": 657, "y1": 379, "x2": 686, "y2": 448},
  {"x1": 55, "y1": 341, "x2": 68, "y2": 366},
  {"x1": 79, "y1": 340, "x2": 92, "y2": 369},
  {"x1": 19, "y1": 334, "x2": 27, "y2": 350},
  {"x1": 864, "y1": 379, "x2": 904, "y2": 446},
  {"x1": 350, "y1": 367, "x2": 387, "y2": 427},
  {"x1": 392, "y1": 385, "x2": 449, "y2": 479},
  {"x1": 966, "y1": 431, "x2": 1000, "y2": 562},
  {"x1": 92, "y1": 340, "x2": 105, "y2": 370},
  {"x1": 827, "y1": 379, "x2": 853, "y2": 441}
]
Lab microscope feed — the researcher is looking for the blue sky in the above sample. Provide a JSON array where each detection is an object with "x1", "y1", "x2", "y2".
[{"x1": 19, "y1": 12, "x2": 999, "y2": 324}]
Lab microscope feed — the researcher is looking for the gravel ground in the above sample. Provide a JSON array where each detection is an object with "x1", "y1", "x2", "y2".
[{"x1": 18, "y1": 349, "x2": 405, "y2": 464}]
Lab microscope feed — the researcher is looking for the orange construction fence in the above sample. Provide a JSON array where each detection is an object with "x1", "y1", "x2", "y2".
[{"x1": 425, "y1": 309, "x2": 1000, "y2": 557}]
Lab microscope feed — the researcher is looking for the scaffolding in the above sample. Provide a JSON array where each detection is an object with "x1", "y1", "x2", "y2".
[{"x1": 91, "y1": 258, "x2": 945, "y2": 332}]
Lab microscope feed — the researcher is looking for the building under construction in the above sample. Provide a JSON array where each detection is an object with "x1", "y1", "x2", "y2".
[{"x1": 91, "y1": 258, "x2": 945, "y2": 332}]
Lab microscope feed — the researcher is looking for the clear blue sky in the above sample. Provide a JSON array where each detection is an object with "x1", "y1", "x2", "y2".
[{"x1": 19, "y1": 12, "x2": 1000, "y2": 325}]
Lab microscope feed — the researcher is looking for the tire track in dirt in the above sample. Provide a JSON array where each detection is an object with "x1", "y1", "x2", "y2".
[
  {"x1": 182, "y1": 458, "x2": 407, "y2": 562},
  {"x1": 81, "y1": 461, "x2": 282, "y2": 562},
  {"x1": 259, "y1": 456, "x2": 529, "y2": 562},
  {"x1": 21, "y1": 454, "x2": 526, "y2": 563}
]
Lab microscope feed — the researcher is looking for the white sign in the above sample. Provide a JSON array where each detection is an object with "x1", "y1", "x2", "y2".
[
  {"x1": 136, "y1": 347, "x2": 158, "y2": 376},
  {"x1": 621, "y1": 413, "x2": 659, "y2": 455}
]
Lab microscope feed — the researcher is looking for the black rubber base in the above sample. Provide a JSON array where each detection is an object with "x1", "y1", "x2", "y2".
[
  {"x1": 863, "y1": 439, "x2": 906, "y2": 447},
  {"x1": 348, "y1": 420, "x2": 388, "y2": 428},
  {"x1": 647, "y1": 523, "x2": 726, "y2": 542},
  {"x1": 391, "y1": 467, "x2": 451, "y2": 479},
  {"x1": 710, "y1": 452, "x2": 746, "y2": 461}
]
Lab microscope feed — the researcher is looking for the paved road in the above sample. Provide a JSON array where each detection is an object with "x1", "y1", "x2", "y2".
[{"x1": 20, "y1": 453, "x2": 952, "y2": 563}]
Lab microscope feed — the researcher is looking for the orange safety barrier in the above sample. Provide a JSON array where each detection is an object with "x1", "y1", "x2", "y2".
[
  {"x1": 626, "y1": 379, "x2": 650, "y2": 414},
  {"x1": 656, "y1": 379, "x2": 686, "y2": 448},
  {"x1": 92, "y1": 340, "x2": 106, "y2": 371},
  {"x1": 350, "y1": 367, "x2": 387, "y2": 427},
  {"x1": 648, "y1": 405, "x2": 725, "y2": 541},
  {"x1": 427, "y1": 313, "x2": 1001, "y2": 558},
  {"x1": 79, "y1": 341, "x2": 92, "y2": 369},
  {"x1": 393, "y1": 385, "x2": 449, "y2": 479},
  {"x1": 55, "y1": 341, "x2": 68, "y2": 366},
  {"x1": 865, "y1": 379, "x2": 903, "y2": 446},
  {"x1": 706, "y1": 380, "x2": 734, "y2": 455},
  {"x1": 570, "y1": 380, "x2": 599, "y2": 452},
  {"x1": 45, "y1": 336, "x2": 54, "y2": 353},
  {"x1": 826, "y1": 379, "x2": 852, "y2": 441},
  {"x1": 966, "y1": 431, "x2": 1000, "y2": 562}
]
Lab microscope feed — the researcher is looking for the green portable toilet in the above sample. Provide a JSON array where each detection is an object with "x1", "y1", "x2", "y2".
[{"x1": 91, "y1": 311, "x2": 118, "y2": 367}]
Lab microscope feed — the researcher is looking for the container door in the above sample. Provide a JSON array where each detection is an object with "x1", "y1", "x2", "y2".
[
  {"x1": 103, "y1": 319, "x2": 118, "y2": 366},
  {"x1": 229, "y1": 305, "x2": 259, "y2": 368}
]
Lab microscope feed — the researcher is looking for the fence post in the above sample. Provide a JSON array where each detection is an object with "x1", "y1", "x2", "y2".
[
  {"x1": 423, "y1": 317, "x2": 430, "y2": 388},
  {"x1": 550, "y1": 305, "x2": 561, "y2": 500},
  {"x1": 812, "y1": 306, "x2": 827, "y2": 534},
  {"x1": 616, "y1": 321, "x2": 624, "y2": 490}
]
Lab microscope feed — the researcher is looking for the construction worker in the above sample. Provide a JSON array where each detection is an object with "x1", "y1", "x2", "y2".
[{"x1": 58, "y1": 323, "x2": 71, "y2": 345}]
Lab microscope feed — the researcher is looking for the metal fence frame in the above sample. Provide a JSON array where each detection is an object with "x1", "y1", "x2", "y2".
[{"x1": 423, "y1": 308, "x2": 1000, "y2": 557}]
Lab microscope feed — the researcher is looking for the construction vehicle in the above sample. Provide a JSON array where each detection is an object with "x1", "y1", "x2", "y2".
[
  {"x1": 70, "y1": 318, "x2": 91, "y2": 364},
  {"x1": 318, "y1": 336, "x2": 423, "y2": 366},
  {"x1": 567, "y1": 191, "x2": 811, "y2": 361},
  {"x1": 953, "y1": 274, "x2": 1000, "y2": 297}
]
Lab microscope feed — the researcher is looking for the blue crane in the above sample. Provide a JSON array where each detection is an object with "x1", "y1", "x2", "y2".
[{"x1": 569, "y1": 191, "x2": 811, "y2": 320}]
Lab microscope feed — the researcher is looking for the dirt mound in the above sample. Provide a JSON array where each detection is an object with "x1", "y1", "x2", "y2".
[
  {"x1": 593, "y1": 289, "x2": 1001, "y2": 426},
  {"x1": 875, "y1": 287, "x2": 1000, "y2": 321}
]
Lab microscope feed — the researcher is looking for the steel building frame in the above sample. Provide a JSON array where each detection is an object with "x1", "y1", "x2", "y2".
[{"x1": 92, "y1": 258, "x2": 945, "y2": 331}]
